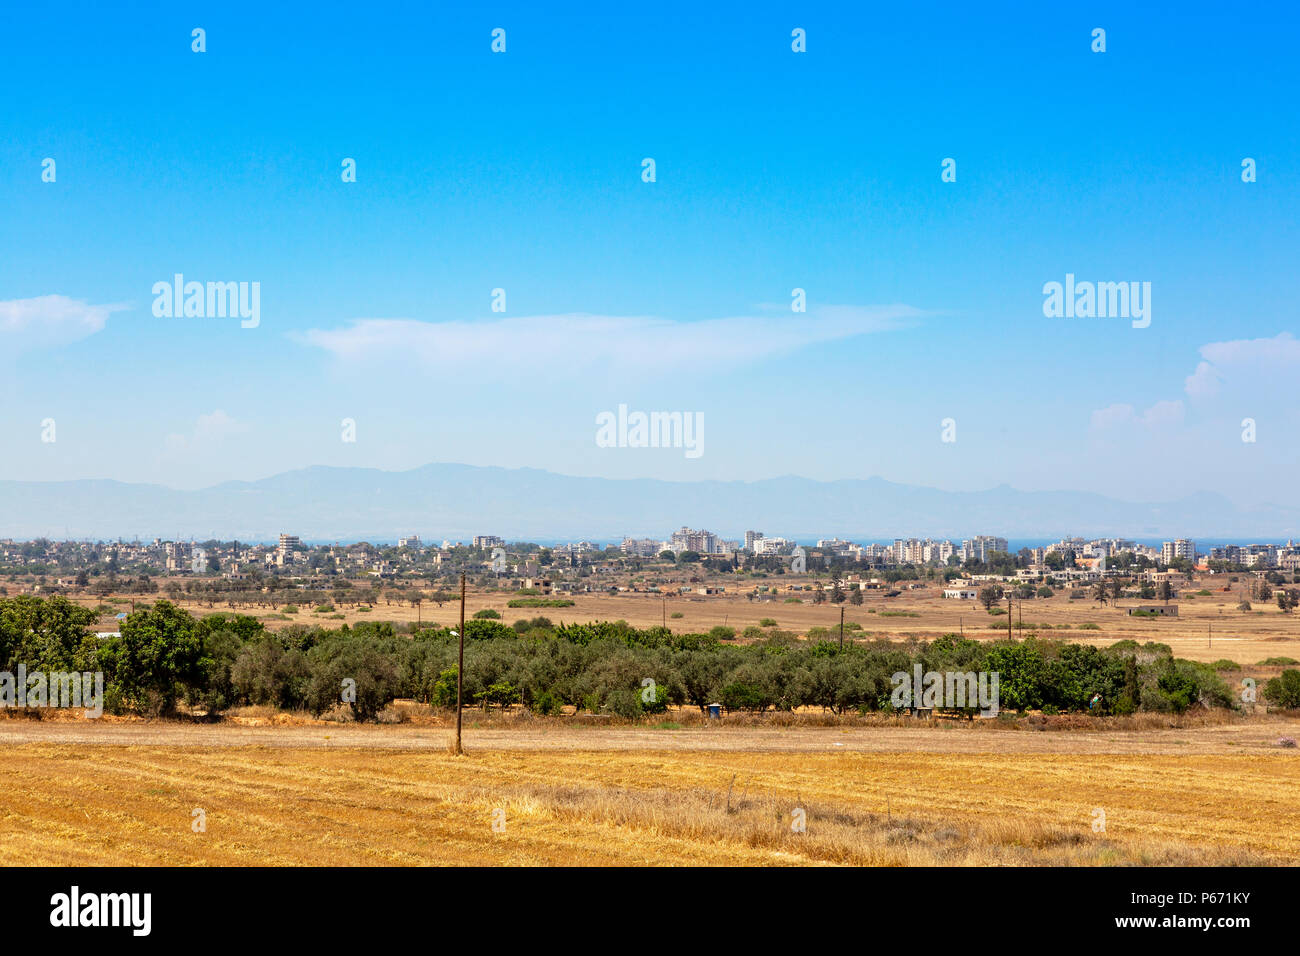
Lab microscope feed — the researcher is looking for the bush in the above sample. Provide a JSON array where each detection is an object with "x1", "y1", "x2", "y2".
[
  {"x1": 708, "y1": 626, "x2": 736, "y2": 641},
  {"x1": 529, "y1": 688, "x2": 562, "y2": 715},
  {"x1": 430, "y1": 668, "x2": 460, "y2": 709},
  {"x1": 473, "y1": 609, "x2": 501, "y2": 619},
  {"x1": 605, "y1": 687, "x2": 643, "y2": 719},
  {"x1": 506, "y1": 598, "x2": 575, "y2": 608},
  {"x1": 759, "y1": 618, "x2": 778, "y2": 627},
  {"x1": 721, "y1": 682, "x2": 768, "y2": 713},
  {"x1": 475, "y1": 681, "x2": 520, "y2": 709},
  {"x1": 670, "y1": 612, "x2": 683, "y2": 619},
  {"x1": 1264, "y1": 670, "x2": 1300, "y2": 708}
]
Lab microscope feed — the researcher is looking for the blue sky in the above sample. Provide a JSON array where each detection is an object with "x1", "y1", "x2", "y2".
[{"x1": 1, "y1": 1, "x2": 1297, "y2": 507}]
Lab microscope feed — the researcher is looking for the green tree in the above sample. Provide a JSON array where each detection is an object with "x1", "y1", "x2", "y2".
[{"x1": 99, "y1": 601, "x2": 204, "y2": 714}]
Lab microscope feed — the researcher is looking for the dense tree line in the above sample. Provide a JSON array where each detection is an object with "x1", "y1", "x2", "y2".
[{"x1": 0, "y1": 596, "x2": 1271, "y2": 721}]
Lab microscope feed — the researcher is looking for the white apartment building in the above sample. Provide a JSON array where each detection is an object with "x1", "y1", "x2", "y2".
[
  {"x1": 620, "y1": 537, "x2": 663, "y2": 557},
  {"x1": 754, "y1": 536, "x2": 794, "y2": 555}
]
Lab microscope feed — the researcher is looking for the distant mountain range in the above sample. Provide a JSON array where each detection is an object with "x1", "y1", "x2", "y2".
[{"x1": 1, "y1": 463, "x2": 1296, "y2": 543}]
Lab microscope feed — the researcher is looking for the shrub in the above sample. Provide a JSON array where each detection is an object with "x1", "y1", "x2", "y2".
[
  {"x1": 708, "y1": 625, "x2": 736, "y2": 641},
  {"x1": 1264, "y1": 670, "x2": 1300, "y2": 708},
  {"x1": 759, "y1": 618, "x2": 778, "y2": 627},
  {"x1": 506, "y1": 598, "x2": 575, "y2": 608},
  {"x1": 670, "y1": 612, "x2": 684, "y2": 619},
  {"x1": 605, "y1": 687, "x2": 643, "y2": 719},
  {"x1": 529, "y1": 688, "x2": 562, "y2": 716},
  {"x1": 463, "y1": 619, "x2": 513, "y2": 641},
  {"x1": 721, "y1": 681, "x2": 768, "y2": 713},
  {"x1": 475, "y1": 681, "x2": 520, "y2": 709},
  {"x1": 473, "y1": 609, "x2": 501, "y2": 619}
]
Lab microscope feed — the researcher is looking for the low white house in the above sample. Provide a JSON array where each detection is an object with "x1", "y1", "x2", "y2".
[{"x1": 943, "y1": 588, "x2": 978, "y2": 600}]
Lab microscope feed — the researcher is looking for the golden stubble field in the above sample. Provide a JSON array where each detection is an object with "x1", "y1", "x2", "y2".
[{"x1": 1, "y1": 721, "x2": 1298, "y2": 866}]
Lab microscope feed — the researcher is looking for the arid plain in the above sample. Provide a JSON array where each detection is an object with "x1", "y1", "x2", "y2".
[{"x1": 2, "y1": 579, "x2": 1295, "y2": 866}]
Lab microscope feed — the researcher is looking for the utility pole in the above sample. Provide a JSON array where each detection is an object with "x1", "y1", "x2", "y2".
[
  {"x1": 839, "y1": 605, "x2": 845, "y2": 650},
  {"x1": 454, "y1": 572, "x2": 465, "y2": 756},
  {"x1": 1007, "y1": 594, "x2": 1013, "y2": 642}
]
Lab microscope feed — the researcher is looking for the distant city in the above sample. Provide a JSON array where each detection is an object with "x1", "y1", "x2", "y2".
[{"x1": 4, "y1": 530, "x2": 1298, "y2": 593}]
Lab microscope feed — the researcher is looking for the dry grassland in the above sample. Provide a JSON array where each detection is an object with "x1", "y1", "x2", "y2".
[{"x1": 1, "y1": 722, "x2": 1297, "y2": 866}]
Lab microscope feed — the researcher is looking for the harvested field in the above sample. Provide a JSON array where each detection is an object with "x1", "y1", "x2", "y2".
[{"x1": 1, "y1": 722, "x2": 1297, "y2": 866}]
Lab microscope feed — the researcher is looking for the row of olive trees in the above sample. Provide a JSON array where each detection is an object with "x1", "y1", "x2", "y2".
[{"x1": 2, "y1": 596, "x2": 1262, "y2": 722}]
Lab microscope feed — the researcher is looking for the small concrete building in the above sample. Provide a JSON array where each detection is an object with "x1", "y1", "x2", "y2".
[{"x1": 1127, "y1": 604, "x2": 1179, "y2": 617}]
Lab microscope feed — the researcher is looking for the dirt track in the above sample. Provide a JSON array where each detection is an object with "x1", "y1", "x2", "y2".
[{"x1": 3, "y1": 717, "x2": 1299, "y2": 755}]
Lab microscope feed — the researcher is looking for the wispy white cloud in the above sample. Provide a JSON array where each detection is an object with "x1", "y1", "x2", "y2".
[
  {"x1": 1185, "y1": 332, "x2": 1300, "y2": 399},
  {"x1": 296, "y1": 305, "x2": 925, "y2": 374},
  {"x1": 1094, "y1": 331, "x2": 1296, "y2": 433},
  {"x1": 1183, "y1": 360, "x2": 1222, "y2": 399},
  {"x1": 0, "y1": 295, "x2": 126, "y2": 349},
  {"x1": 1090, "y1": 400, "x2": 1185, "y2": 431}
]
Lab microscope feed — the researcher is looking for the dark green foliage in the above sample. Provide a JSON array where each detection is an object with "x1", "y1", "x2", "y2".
[
  {"x1": 1265, "y1": 669, "x2": 1300, "y2": 708},
  {"x1": 0, "y1": 596, "x2": 1250, "y2": 722}
]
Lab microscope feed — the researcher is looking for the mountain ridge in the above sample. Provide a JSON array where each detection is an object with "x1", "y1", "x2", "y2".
[{"x1": 0, "y1": 463, "x2": 1292, "y2": 542}]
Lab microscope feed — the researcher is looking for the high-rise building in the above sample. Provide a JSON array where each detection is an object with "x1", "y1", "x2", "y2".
[
  {"x1": 620, "y1": 537, "x2": 661, "y2": 557},
  {"x1": 744, "y1": 530, "x2": 763, "y2": 552},
  {"x1": 1161, "y1": 539, "x2": 1195, "y2": 565},
  {"x1": 670, "y1": 527, "x2": 721, "y2": 554}
]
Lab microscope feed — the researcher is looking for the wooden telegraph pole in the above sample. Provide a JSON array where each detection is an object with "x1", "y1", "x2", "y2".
[
  {"x1": 454, "y1": 572, "x2": 466, "y2": 755},
  {"x1": 839, "y1": 604, "x2": 845, "y2": 649}
]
